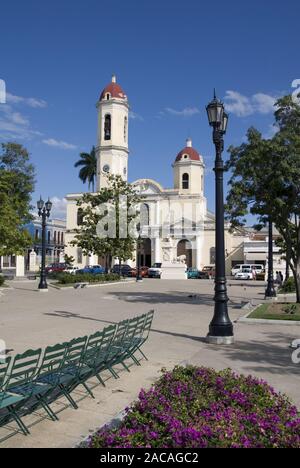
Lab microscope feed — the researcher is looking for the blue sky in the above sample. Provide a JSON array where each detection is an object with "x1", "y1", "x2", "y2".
[{"x1": 0, "y1": 0, "x2": 299, "y2": 219}]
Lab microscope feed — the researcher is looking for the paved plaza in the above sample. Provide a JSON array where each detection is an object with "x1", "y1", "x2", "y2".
[{"x1": 0, "y1": 279, "x2": 300, "y2": 448}]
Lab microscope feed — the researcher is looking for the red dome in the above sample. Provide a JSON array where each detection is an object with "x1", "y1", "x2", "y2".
[
  {"x1": 100, "y1": 76, "x2": 127, "y2": 101},
  {"x1": 175, "y1": 140, "x2": 202, "y2": 163}
]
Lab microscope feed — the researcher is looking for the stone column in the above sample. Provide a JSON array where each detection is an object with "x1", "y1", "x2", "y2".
[
  {"x1": 195, "y1": 235, "x2": 203, "y2": 270},
  {"x1": 154, "y1": 200, "x2": 161, "y2": 263},
  {"x1": 29, "y1": 250, "x2": 37, "y2": 272},
  {"x1": 16, "y1": 255, "x2": 25, "y2": 277}
]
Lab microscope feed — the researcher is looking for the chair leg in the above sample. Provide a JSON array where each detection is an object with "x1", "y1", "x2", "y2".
[
  {"x1": 107, "y1": 365, "x2": 119, "y2": 379},
  {"x1": 82, "y1": 382, "x2": 95, "y2": 399},
  {"x1": 59, "y1": 385, "x2": 78, "y2": 409},
  {"x1": 95, "y1": 373, "x2": 106, "y2": 387},
  {"x1": 129, "y1": 352, "x2": 141, "y2": 366},
  {"x1": 8, "y1": 406, "x2": 30, "y2": 436},
  {"x1": 137, "y1": 347, "x2": 148, "y2": 361},
  {"x1": 36, "y1": 396, "x2": 59, "y2": 421},
  {"x1": 121, "y1": 361, "x2": 131, "y2": 373}
]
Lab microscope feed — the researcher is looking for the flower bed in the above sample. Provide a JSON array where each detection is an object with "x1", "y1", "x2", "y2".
[{"x1": 88, "y1": 366, "x2": 300, "y2": 448}]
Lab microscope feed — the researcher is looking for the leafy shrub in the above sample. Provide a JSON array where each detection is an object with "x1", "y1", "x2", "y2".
[
  {"x1": 279, "y1": 277, "x2": 295, "y2": 293},
  {"x1": 0, "y1": 275, "x2": 5, "y2": 287},
  {"x1": 57, "y1": 272, "x2": 120, "y2": 284},
  {"x1": 88, "y1": 366, "x2": 300, "y2": 448}
]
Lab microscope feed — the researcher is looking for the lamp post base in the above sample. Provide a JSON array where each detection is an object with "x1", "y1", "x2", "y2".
[
  {"x1": 38, "y1": 288, "x2": 48, "y2": 292},
  {"x1": 206, "y1": 335, "x2": 234, "y2": 345}
]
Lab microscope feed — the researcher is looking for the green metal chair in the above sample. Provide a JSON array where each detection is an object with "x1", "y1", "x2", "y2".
[
  {"x1": 132, "y1": 310, "x2": 154, "y2": 361},
  {"x1": 86, "y1": 325, "x2": 118, "y2": 386},
  {"x1": 0, "y1": 349, "x2": 42, "y2": 435}
]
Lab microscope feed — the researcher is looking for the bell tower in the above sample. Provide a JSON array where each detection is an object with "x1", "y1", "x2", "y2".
[
  {"x1": 173, "y1": 138, "x2": 205, "y2": 195},
  {"x1": 96, "y1": 75, "x2": 129, "y2": 189}
]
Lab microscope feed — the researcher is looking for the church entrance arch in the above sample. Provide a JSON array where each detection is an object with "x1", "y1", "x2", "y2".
[
  {"x1": 177, "y1": 239, "x2": 193, "y2": 268},
  {"x1": 140, "y1": 238, "x2": 152, "y2": 267}
]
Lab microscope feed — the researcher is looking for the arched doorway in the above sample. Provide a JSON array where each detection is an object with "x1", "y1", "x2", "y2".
[
  {"x1": 140, "y1": 238, "x2": 152, "y2": 267},
  {"x1": 177, "y1": 239, "x2": 192, "y2": 268}
]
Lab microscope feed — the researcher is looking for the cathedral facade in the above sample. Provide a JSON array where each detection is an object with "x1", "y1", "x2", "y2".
[{"x1": 65, "y1": 76, "x2": 238, "y2": 270}]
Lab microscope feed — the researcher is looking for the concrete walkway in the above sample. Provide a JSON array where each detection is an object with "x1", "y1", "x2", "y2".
[{"x1": 0, "y1": 279, "x2": 299, "y2": 448}]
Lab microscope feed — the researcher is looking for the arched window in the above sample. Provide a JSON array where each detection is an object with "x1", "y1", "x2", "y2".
[
  {"x1": 77, "y1": 208, "x2": 84, "y2": 226},
  {"x1": 47, "y1": 231, "x2": 51, "y2": 244},
  {"x1": 35, "y1": 229, "x2": 39, "y2": 240},
  {"x1": 54, "y1": 231, "x2": 57, "y2": 243},
  {"x1": 182, "y1": 173, "x2": 189, "y2": 189},
  {"x1": 104, "y1": 114, "x2": 111, "y2": 140},
  {"x1": 61, "y1": 232, "x2": 64, "y2": 244},
  {"x1": 124, "y1": 116, "x2": 128, "y2": 142},
  {"x1": 106, "y1": 93, "x2": 110, "y2": 100},
  {"x1": 57, "y1": 232, "x2": 60, "y2": 244},
  {"x1": 140, "y1": 203, "x2": 150, "y2": 227}
]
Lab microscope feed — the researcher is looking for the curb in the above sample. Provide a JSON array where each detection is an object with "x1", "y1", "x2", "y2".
[{"x1": 49, "y1": 280, "x2": 135, "y2": 290}]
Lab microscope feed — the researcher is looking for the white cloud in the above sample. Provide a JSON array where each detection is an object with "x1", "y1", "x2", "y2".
[
  {"x1": 263, "y1": 123, "x2": 279, "y2": 139},
  {"x1": 0, "y1": 103, "x2": 40, "y2": 140},
  {"x1": 50, "y1": 196, "x2": 67, "y2": 220},
  {"x1": 164, "y1": 106, "x2": 200, "y2": 117},
  {"x1": 129, "y1": 111, "x2": 144, "y2": 121},
  {"x1": 42, "y1": 138, "x2": 77, "y2": 150},
  {"x1": 224, "y1": 90, "x2": 278, "y2": 117},
  {"x1": 6, "y1": 92, "x2": 47, "y2": 108}
]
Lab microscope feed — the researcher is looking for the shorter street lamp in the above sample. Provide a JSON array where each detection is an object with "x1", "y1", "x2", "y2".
[
  {"x1": 206, "y1": 91, "x2": 233, "y2": 345},
  {"x1": 37, "y1": 196, "x2": 52, "y2": 290},
  {"x1": 265, "y1": 219, "x2": 276, "y2": 298},
  {"x1": 136, "y1": 224, "x2": 143, "y2": 283}
]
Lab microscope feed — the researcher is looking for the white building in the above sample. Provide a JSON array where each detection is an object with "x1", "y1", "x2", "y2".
[{"x1": 65, "y1": 75, "x2": 284, "y2": 274}]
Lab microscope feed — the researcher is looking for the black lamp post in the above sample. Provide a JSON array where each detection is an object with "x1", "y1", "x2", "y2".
[
  {"x1": 37, "y1": 196, "x2": 52, "y2": 290},
  {"x1": 136, "y1": 234, "x2": 143, "y2": 283},
  {"x1": 265, "y1": 219, "x2": 276, "y2": 298},
  {"x1": 206, "y1": 91, "x2": 234, "y2": 345}
]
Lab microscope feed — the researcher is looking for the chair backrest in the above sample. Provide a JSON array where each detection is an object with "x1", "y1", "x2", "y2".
[
  {"x1": 100, "y1": 324, "x2": 117, "y2": 351},
  {"x1": 125, "y1": 315, "x2": 146, "y2": 343},
  {"x1": 83, "y1": 330, "x2": 105, "y2": 366},
  {"x1": 5, "y1": 348, "x2": 42, "y2": 391},
  {"x1": 37, "y1": 342, "x2": 69, "y2": 379},
  {"x1": 143, "y1": 310, "x2": 154, "y2": 340},
  {"x1": 64, "y1": 336, "x2": 88, "y2": 370},
  {"x1": 0, "y1": 356, "x2": 11, "y2": 389},
  {"x1": 113, "y1": 320, "x2": 128, "y2": 346}
]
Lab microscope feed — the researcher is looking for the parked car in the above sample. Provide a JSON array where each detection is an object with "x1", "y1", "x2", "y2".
[
  {"x1": 63, "y1": 266, "x2": 79, "y2": 275},
  {"x1": 202, "y1": 266, "x2": 215, "y2": 279},
  {"x1": 198, "y1": 270, "x2": 210, "y2": 280},
  {"x1": 76, "y1": 265, "x2": 105, "y2": 275},
  {"x1": 231, "y1": 265, "x2": 243, "y2": 276},
  {"x1": 131, "y1": 266, "x2": 149, "y2": 278},
  {"x1": 187, "y1": 268, "x2": 199, "y2": 279},
  {"x1": 111, "y1": 264, "x2": 133, "y2": 277},
  {"x1": 45, "y1": 263, "x2": 67, "y2": 274},
  {"x1": 235, "y1": 268, "x2": 253, "y2": 280},
  {"x1": 148, "y1": 263, "x2": 162, "y2": 279}
]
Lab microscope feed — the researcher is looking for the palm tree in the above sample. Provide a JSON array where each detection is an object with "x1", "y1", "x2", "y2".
[{"x1": 74, "y1": 146, "x2": 97, "y2": 192}]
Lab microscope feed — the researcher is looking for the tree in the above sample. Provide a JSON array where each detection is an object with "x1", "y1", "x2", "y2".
[
  {"x1": 0, "y1": 143, "x2": 35, "y2": 257},
  {"x1": 225, "y1": 94, "x2": 300, "y2": 302},
  {"x1": 71, "y1": 174, "x2": 142, "y2": 270},
  {"x1": 74, "y1": 146, "x2": 97, "y2": 192},
  {"x1": 64, "y1": 254, "x2": 75, "y2": 266}
]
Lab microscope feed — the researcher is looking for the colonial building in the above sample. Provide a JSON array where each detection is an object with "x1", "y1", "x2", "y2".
[
  {"x1": 65, "y1": 75, "x2": 285, "y2": 275},
  {"x1": 65, "y1": 75, "x2": 238, "y2": 271}
]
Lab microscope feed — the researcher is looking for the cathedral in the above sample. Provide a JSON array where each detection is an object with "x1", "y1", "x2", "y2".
[{"x1": 65, "y1": 75, "x2": 238, "y2": 270}]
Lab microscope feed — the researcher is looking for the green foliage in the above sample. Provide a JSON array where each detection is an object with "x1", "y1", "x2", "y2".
[
  {"x1": 56, "y1": 272, "x2": 120, "y2": 284},
  {"x1": 225, "y1": 95, "x2": 300, "y2": 302},
  {"x1": 0, "y1": 143, "x2": 35, "y2": 255},
  {"x1": 279, "y1": 277, "x2": 296, "y2": 293},
  {"x1": 0, "y1": 275, "x2": 5, "y2": 287},
  {"x1": 283, "y1": 304, "x2": 297, "y2": 315},
  {"x1": 63, "y1": 254, "x2": 75, "y2": 266},
  {"x1": 71, "y1": 174, "x2": 142, "y2": 268},
  {"x1": 74, "y1": 146, "x2": 97, "y2": 192}
]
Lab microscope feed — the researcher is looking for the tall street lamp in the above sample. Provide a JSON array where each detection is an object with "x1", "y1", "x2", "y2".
[
  {"x1": 206, "y1": 91, "x2": 234, "y2": 345},
  {"x1": 37, "y1": 196, "x2": 52, "y2": 290},
  {"x1": 265, "y1": 219, "x2": 276, "y2": 298}
]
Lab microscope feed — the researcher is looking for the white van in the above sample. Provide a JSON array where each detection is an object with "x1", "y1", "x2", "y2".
[{"x1": 231, "y1": 264, "x2": 265, "y2": 276}]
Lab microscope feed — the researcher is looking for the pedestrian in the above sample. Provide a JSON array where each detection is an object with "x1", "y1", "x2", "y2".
[
  {"x1": 276, "y1": 271, "x2": 282, "y2": 287},
  {"x1": 280, "y1": 271, "x2": 284, "y2": 284}
]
